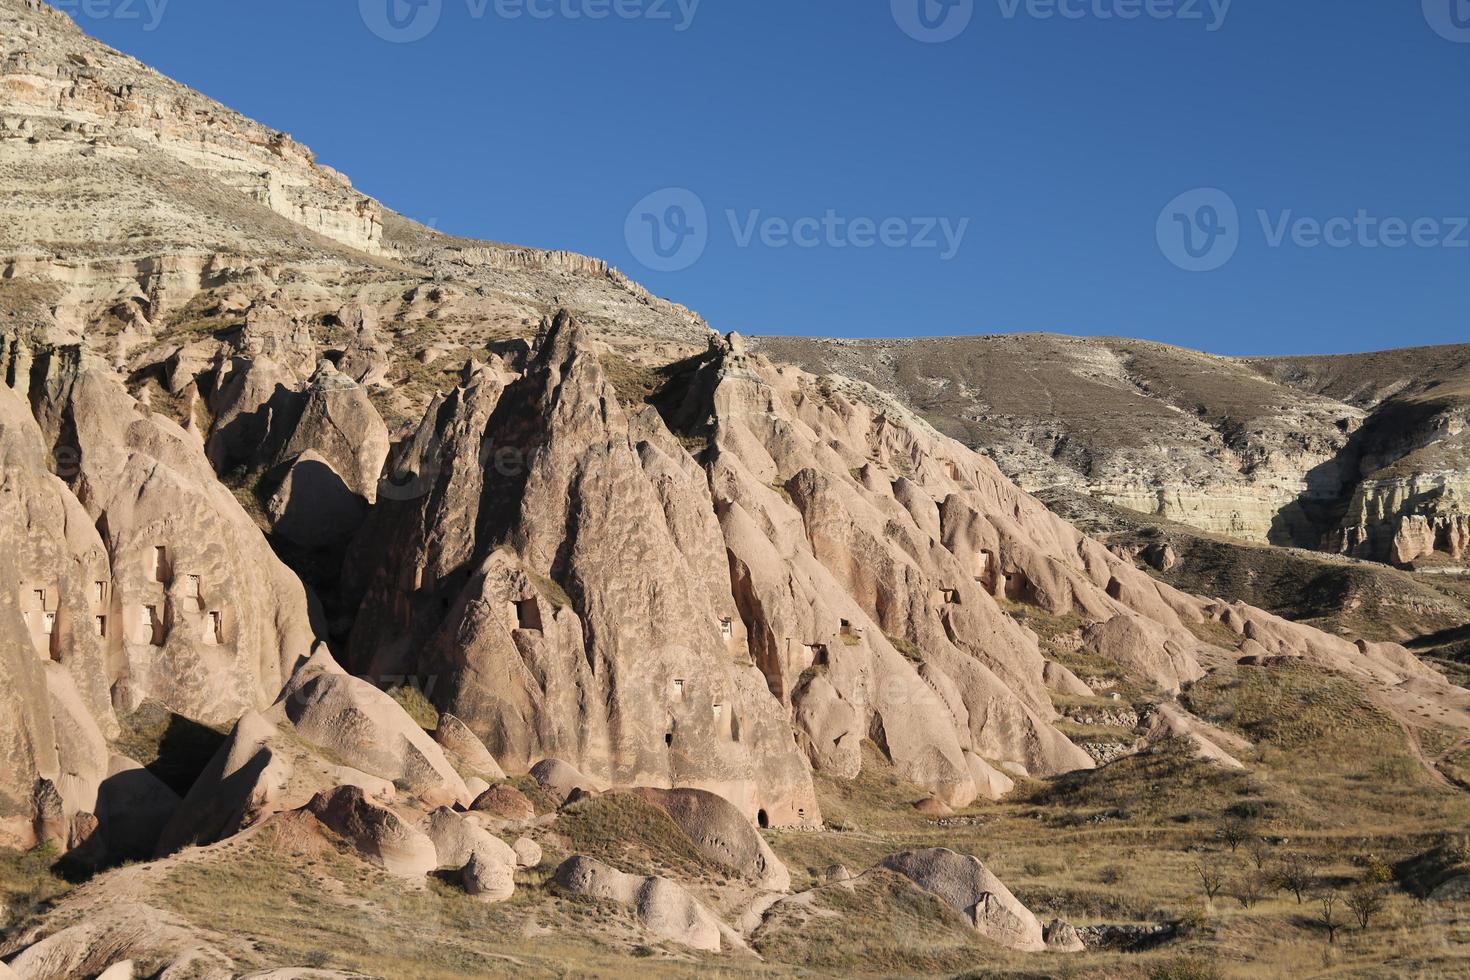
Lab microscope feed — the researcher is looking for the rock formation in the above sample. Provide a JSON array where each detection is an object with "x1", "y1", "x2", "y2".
[
  {"x1": 2, "y1": 2, "x2": 1468, "y2": 975},
  {"x1": 553, "y1": 856, "x2": 728, "y2": 952},
  {"x1": 880, "y1": 848, "x2": 1049, "y2": 952}
]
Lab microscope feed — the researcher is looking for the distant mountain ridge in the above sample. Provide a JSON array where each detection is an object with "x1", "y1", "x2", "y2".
[{"x1": 755, "y1": 333, "x2": 1470, "y2": 569}]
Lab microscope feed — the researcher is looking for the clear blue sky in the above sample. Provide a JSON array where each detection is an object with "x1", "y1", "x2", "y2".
[{"x1": 71, "y1": 0, "x2": 1468, "y2": 355}]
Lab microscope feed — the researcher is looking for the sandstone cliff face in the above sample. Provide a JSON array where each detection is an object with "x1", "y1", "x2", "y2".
[
  {"x1": 335, "y1": 316, "x2": 1457, "y2": 823},
  {"x1": 0, "y1": 334, "x2": 322, "y2": 852},
  {"x1": 3, "y1": 4, "x2": 1469, "y2": 971}
]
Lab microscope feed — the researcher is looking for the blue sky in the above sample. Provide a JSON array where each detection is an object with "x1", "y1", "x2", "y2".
[{"x1": 69, "y1": 0, "x2": 1468, "y2": 355}]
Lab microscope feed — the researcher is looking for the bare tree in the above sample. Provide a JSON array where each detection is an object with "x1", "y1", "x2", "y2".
[
  {"x1": 1317, "y1": 890, "x2": 1343, "y2": 944},
  {"x1": 1193, "y1": 860, "x2": 1226, "y2": 901},
  {"x1": 1249, "y1": 837, "x2": 1272, "y2": 871},
  {"x1": 1235, "y1": 871, "x2": 1267, "y2": 909},
  {"x1": 1347, "y1": 884, "x2": 1386, "y2": 930},
  {"x1": 1276, "y1": 853, "x2": 1315, "y2": 904},
  {"x1": 1220, "y1": 817, "x2": 1252, "y2": 854}
]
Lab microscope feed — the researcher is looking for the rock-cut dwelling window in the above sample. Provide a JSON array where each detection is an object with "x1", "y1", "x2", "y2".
[
  {"x1": 512, "y1": 598, "x2": 543, "y2": 632},
  {"x1": 672, "y1": 678, "x2": 686, "y2": 701},
  {"x1": 95, "y1": 581, "x2": 107, "y2": 605},
  {"x1": 720, "y1": 617, "x2": 734, "y2": 640},
  {"x1": 95, "y1": 615, "x2": 107, "y2": 638},
  {"x1": 187, "y1": 574, "x2": 202, "y2": 597},
  {"x1": 974, "y1": 550, "x2": 994, "y2": 588},
  {"x1": 41, "y1": 612, "x2": 55, "y2": 636},
  {"x1": 807, "y1": 644, "x2": 829, "y2": 667},
  {"x1": 1004, "y1": 571, "x2": 1032, "y2": 604},
  {"x1": 143, "y1": 605, "x2": 165, "y2": 646},
  {"x1": 152, "y1": 546, "x2": 169, "y2": 583}
]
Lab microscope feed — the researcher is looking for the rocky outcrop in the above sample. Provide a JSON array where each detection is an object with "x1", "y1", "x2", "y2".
[
  {"x1": 274, "y1": 650, "x2": 470, "y2": 808},
  {"x1": 756, "y1": 335, "x2": 1470, "y2": 570},
  {"x1": 630, "y1": 787, "x2": 790, "y2": 891},
  {"x1": 343, "y1": 315, "x2": 821, "y2": 826},
  {"x1": 433, "y1": 714, "x2": 507, "y2": 781},
  {"x1": 421, "y1": 807, "x2": 517, "y2": 902},
  {"x1": 470, "y1": 784, "x2": 536, "y2": 823},
  {"x1": 1142, "y1": 703, "x2": 1250, "y2": 770},
  {"x1": 307, "y1": 785, "x2": 438, "y2": 879},
  {"x1": 879, "y1": 848, "x2": 1047, "y2": 952},
  {"x1": 553, "y1": 856, "x2": 727, "y2": 952}
]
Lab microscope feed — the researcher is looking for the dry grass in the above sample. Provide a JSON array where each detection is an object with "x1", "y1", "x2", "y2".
[
  {"x1": 0, "y1": 845, "x2": 69, "y2": 938},
  {"x1": 548, "y1": 794, "x2": 719, "y2": 883},
  {"x1": 385, "y1": 683, "x2": 440, "y2": 732}
]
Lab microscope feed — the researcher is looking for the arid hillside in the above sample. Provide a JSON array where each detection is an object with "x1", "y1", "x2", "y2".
[
  {"x1": 2, "y1": 2, "x2": 1469, "y2": 978},
  {"x1": 756, "y1": 334, "x2": 1470, "y2": 570}
]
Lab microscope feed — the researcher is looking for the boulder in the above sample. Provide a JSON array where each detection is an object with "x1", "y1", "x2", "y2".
[
  {"x1": 879, "y1": 848, "x2": 1046, "y2": 952},
  {"x1": 462, "y1": 849, "x2": 516, "y2": 903},
  {"x1": 513, "y1": 837, "x2": 543, "y2": 868},
  {"x1": 420, "y1": 807, "x2": 517, "y2": 902},
  {"x1": 553, "y1": 856, "x2": 724, "y2": 952},
  {"x1": 1044, "y1": 918, "x2": 1086, "y2": 952},
  {"x1": 470, "y1": 784, "x2": 536, "y2": 823},
  {"x1": 421, "y1": 807, "x2": 512, "y2": 868},
  {"x1": 271, "y1": 365, "x2": 389, "y2": 505},
  {"x1": 265, "y1": 451, "x2": 369, "y2": 551},
  {"x1": 914, "y1": 797, "x2": 954, "y2": 817},
  {"x1": 818, "y1": 864, "x2": 857, "y2": 891},
  {"x1": 630, "y1": 787, "x2": 790, "y2": 891},
  {"x1": 275, "y1": 651, "x2": 470, "y2": 807},
  {"x1": 95, "y1": 755, "x2": 181, "y2": 858},
  {"x1": 306, "y1": 786, "x2": 437, "y2": 879},
  {"x1": 530, "y1": 758, "x2": 602, "y2": 805},
  {"x1": 434, "y1": 714, "x2": 506, "y2": 780},
  {"x1": 964, "y1": 752, "x2": 1016, "y2": 802}
]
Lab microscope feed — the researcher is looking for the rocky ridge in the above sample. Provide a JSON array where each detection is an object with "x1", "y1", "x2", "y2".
[
  {"x1": 1, "y1": 1, "x2": 1469, "y2": 974},
  {"x1": 755, "y1": 334, "x2": 1470, "y2": 570}
]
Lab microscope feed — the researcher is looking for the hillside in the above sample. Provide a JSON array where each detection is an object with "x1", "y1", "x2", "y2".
[
  {"x1": 756, "y1": 334, "x2": 1470, "y2": 569},
  {"x1": 2, "y1": 2, "x2": 1469, "y2": 978}
]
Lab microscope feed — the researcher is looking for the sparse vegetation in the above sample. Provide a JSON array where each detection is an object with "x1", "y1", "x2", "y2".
[{"x1": 385, "y1": 682, "x2": 440, "y2": 731}]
